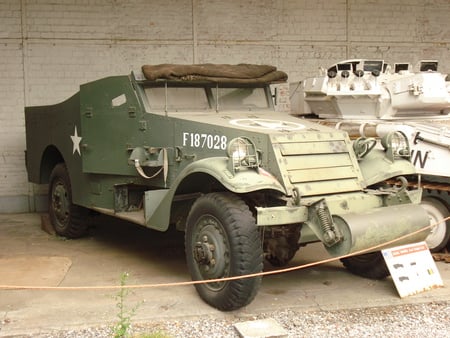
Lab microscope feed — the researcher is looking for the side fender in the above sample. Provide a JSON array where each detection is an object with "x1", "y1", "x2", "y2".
[
  {"x1": 358, "y1": 149, "x2": 417, "y2": 186},
  {"x1": 144, "y1": 157, "x2": 286, "y2": 231},
  {"x1": 181, "y1": 157, "x2": 286, "y2": 194}
]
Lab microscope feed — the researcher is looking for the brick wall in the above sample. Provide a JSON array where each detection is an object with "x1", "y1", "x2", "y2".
[{"x1": 0, "y1": 0, "x2": 449, "y2": 212}]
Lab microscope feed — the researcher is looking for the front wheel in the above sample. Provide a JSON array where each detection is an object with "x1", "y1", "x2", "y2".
[
  {"x1": 185, "y1": 192, "x2": 263, "y2": 311},
  {"x1": 340, "y1": 251, "x2": 390, "y2": 279},
  {"x1": 421, "y1": 197, "x2": 450, "y2": 253},
  {"x1": 49, "y1": 163, "x2": 88, "y2": 238}
]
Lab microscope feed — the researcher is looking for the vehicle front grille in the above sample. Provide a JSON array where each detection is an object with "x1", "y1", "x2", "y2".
[{"x1": 273, "y1": 132, "x2": 364, "y2": 197}]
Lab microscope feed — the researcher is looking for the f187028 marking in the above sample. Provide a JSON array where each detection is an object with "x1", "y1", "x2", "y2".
[{"x1": 182, "y1": 132, "x2": 227, "y2": 150}]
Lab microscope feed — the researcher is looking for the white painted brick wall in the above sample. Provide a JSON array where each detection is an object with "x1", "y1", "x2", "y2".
[
  {"x1": 113, "y1": 0, "x2": 193, "y2": 41},
  {"x1": 196, "y1": 0, "x2": 279, "y2": 41},
  {"x1": 25, "y1": 0, "x2": 113, "y2": 40},
  {"x1": 278, "y1": 0, "x2": 347, "y2": 42},
  {"x1": 0, "y1": 42, "x2": 27, "y2": 207},
  {"x1": 0, "y1": 0, "x2": 449, "y2": 212},
  {"x1": 0, "y1": 0, "x2": 21, "y2": 38},
  {"x1": 348, "y1": 1, "x2": 420, "y2": 42}
]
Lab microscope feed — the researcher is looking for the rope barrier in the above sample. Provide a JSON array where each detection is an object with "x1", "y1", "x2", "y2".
[{"x1": 1, "y1": 215, "x2": 449, "y2": 291}]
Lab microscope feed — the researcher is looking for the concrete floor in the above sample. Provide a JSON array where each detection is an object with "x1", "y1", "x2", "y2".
[{"x1": 0, "y1": 213, "x2": 449, "y2": 336}]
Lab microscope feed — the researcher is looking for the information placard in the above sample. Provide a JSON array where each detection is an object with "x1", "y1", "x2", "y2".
[{"x1": 382, "y1": 242, "x2": 443, "y2": 298}]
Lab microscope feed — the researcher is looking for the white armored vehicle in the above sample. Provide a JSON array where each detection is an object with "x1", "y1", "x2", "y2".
[{"x1": 291, "y1": 59, "x2": 450, "y2": 252}]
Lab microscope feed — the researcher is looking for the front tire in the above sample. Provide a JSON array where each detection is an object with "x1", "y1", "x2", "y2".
[
  {"x1": 49, "y1": 163, "x2": 88, "y2": 238},
  {"x1": 421, "y1": 197, "x2": 450, "y2": 253},
  {"x1": 340, "y1": 251, "x2": 389, "y2": 279},
  {"x1": 185, "y1": 192, "x2": 263, "y2": 311}
]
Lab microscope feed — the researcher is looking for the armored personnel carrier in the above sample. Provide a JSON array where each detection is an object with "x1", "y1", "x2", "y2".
[
  {"x1": 291, "y1": 59, "x2": 450, "y2": 252},
  {"x1": 26, "y1": 64, "x2": 429, "y2": 311}
]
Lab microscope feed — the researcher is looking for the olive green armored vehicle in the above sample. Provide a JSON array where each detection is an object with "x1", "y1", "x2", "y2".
[{"x1": 25, "y1": 64, "x2": 430, "y2": 311}]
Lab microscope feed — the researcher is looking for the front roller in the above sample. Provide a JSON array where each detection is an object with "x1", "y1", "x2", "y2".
[
  {"x1": 327, "y1": 204, "x2": 430, "y2": 279},
  {"x1": 327, "y1": 203, "x2": 430, "y2": 257}
]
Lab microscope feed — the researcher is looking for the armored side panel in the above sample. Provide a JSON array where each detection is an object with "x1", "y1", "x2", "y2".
[
  {"x1": 80, "y1": 76, "x2": 144, "y2": 175},
  {"x1": 25, "y1": 93, "x2": 80, "y2": 184}
]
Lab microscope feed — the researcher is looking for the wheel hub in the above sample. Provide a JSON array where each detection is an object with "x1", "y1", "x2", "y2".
[
  {"x1": 194, "y1": 235, "x2": 216, "y2": 269},
  {"x1": 192, "y1": 218, "x2": 229, "y2": 287},
  {"x1": 52, "y1": 183, "x2": 69, "y2": 224}
]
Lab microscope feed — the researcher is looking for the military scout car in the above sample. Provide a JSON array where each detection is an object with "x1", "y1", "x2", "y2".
[{"x1": 25, "y1": 64, "x2": 430, "y2": 311}]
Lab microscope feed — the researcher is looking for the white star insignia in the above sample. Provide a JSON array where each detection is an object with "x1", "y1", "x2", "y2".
[{"x1": 70, "y1": 126, "x2": 82, "y2": 155}]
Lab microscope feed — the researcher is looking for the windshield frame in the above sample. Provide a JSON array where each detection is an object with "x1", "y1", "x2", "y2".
[{"x1": 137, "y1": 80, "x2": 273, "y2": 115}]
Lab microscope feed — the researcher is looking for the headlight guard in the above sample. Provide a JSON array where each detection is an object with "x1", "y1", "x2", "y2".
[
  {"x1": 226, "y1": 137, "x2": 259, "y2": 172},
  {"x1": 381, "y1": 131, "x2": 411, "y2": 161}
]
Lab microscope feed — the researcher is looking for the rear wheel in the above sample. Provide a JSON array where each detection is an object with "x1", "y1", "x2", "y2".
[
  {"x1": 340, "y1": 251, "x2": 390, "y2": 279},
  {"x1": 49, "y1": 163, "x2": 88, "y2": 238},
  {"x1": 421, "y1": 197, "x2": 450, "y2": 253},
  {"x1": 185, "y1": 192, "x2": 263, "y2": 311}
]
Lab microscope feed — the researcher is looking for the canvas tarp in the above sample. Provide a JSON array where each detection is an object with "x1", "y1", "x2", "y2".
[{"x1": 141, "y1": 63, "x2": 288, "y2": 84}]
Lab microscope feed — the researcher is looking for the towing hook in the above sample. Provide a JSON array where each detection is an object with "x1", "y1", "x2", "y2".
[{"x1": 394, "y1": 176, "x2": 408, "y2": 192}]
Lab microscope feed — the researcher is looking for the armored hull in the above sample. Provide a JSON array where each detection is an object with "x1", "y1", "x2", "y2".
[{"x1": 291, "y1": 59, "x2": 450, "y2": 252}]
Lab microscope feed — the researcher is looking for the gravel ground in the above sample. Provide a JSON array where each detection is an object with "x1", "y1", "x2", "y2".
[{"x1": 25, "y1": 300, "x2": 450, "y2": 338}]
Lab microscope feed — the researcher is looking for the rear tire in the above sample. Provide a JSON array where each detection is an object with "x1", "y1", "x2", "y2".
[
  {"x1": 421, "y1": 197, "x2": 450, "y2": 253},
  {"x1": 185, "y1": 192, "x2": 263, "y2": 311},
  {"x1": 340, "y1": 251, "x2": 390, "y2": 279},
  {"x1": 48, "y1": 163, "x2": 88, "y2": 238}
]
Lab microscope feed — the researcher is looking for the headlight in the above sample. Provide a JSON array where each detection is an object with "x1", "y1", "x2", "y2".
[
  {"x1": 226, "y1": 137, "x2": 259, "y2": 171},
  {"x1": 381, "y1": 131, "x2": 410, "y2": 161}
]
